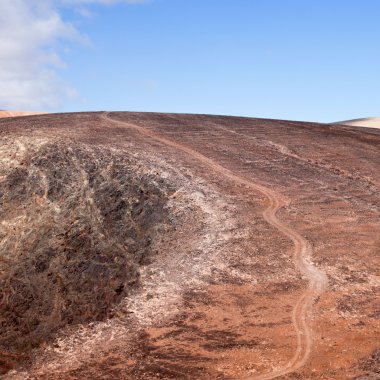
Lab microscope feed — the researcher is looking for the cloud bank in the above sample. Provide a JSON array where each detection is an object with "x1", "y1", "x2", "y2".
[{"x1": 0, "y1": 0, "x2": 146, "y2": 111}]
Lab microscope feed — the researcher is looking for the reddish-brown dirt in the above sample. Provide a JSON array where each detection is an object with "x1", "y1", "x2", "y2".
[{"x1": 0, "y1": 112, "x2": 379, "y2": 379}]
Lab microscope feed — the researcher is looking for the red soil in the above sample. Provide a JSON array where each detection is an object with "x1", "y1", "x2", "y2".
[{"x1": 0, "y1": 112, "x2": 379, "y2": 379}]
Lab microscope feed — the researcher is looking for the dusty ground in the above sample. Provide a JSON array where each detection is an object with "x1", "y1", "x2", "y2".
[{"x1": 0, "y1": 112, "x2": 379, "y2": 379}]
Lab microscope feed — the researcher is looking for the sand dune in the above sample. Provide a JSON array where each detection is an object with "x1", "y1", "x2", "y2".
[
  {"x1": 337, "y1": 117, "x2": 380, "y2": 129},
  {"x1": 0, "y1": 110, "x2": 45, "y2": 118}
]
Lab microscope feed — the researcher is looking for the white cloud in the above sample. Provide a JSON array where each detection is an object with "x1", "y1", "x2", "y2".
[
  {"x1": 0, "y1": 0, "x2": 81, "y2": 110},
  {"x1": 0, "y1": 0, "x2": 148, "y2": 111}
]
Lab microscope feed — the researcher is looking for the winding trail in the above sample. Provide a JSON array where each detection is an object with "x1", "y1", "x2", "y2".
[{"x1": 102, "y1": 113, "x2": 329, "y2": 379}]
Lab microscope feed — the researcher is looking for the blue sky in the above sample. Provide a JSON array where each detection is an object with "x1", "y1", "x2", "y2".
[{"x1": 1, "y1": 0, "x2": 379, "y2": 122}]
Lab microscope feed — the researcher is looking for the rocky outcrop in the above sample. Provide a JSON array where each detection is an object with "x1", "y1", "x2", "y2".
[{"x1": 0, "y1": 137, "x2": 175, "y2": 363}]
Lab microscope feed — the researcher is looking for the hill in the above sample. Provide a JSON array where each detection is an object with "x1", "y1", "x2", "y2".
[
  {"x1": 0, "y1": 110, "x2": 45, "y2": 118},
  {"x1": 337, "y1": 117, "x2": 380, "y2": 130},
  {"x1": 0, "y1": 112, "x2": 379, "y2": 379}
]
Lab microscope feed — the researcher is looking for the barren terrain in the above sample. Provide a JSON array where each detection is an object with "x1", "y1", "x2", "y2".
[{"x1": 0, "y1": 112, "x2": 379, "y2": 379}]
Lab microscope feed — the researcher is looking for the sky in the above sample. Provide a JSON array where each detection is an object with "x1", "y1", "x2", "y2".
[{"x1": 0, "y1": 0, "x2": 379, "y2": 122}]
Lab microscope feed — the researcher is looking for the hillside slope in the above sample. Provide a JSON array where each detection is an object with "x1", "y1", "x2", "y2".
[{"x1": 0, "y1": 112, "x2": 379, "y2": 379}]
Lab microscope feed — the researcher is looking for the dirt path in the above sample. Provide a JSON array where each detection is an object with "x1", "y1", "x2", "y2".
[{"x1": 102, "y1": 113, "x2": 328, "y2": 379}]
